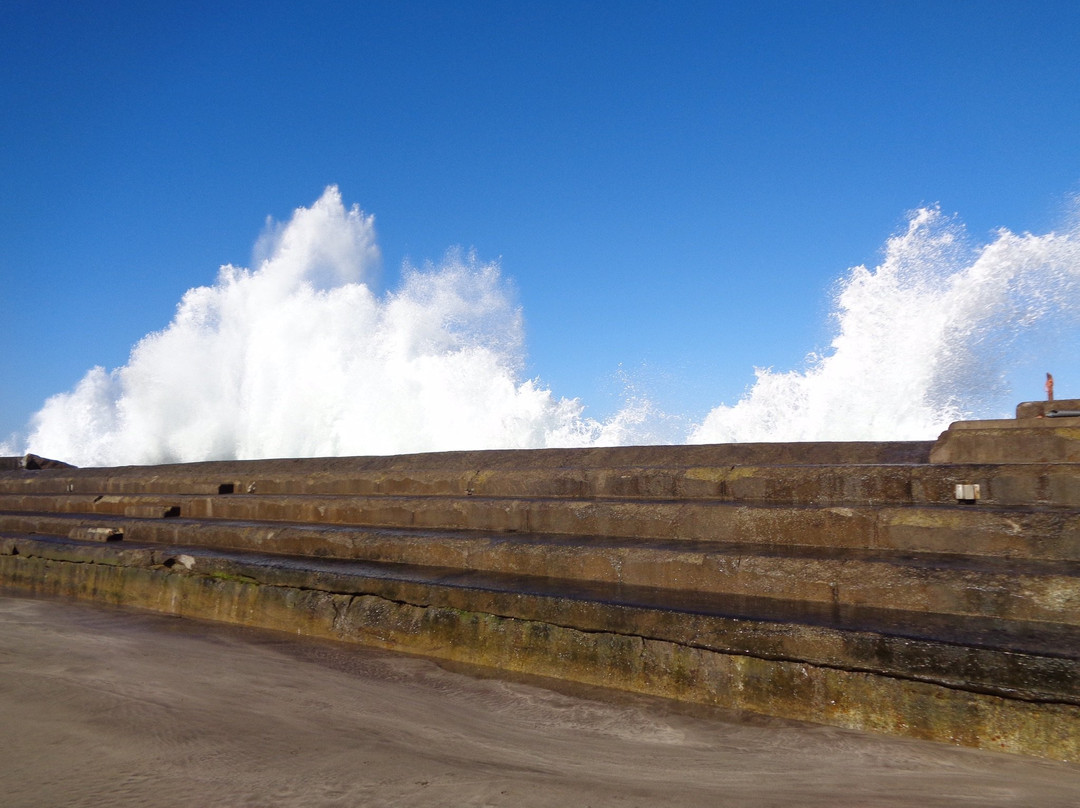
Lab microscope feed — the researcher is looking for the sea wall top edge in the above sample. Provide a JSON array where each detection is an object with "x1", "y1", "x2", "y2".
[{"x1": 1, "y1": 440, "x2": 937, "y2": 475}]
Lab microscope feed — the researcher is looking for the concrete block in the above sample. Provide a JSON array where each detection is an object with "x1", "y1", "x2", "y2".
[{"x1": 68, "y1": 526, "x2": 123, "y2": 542}]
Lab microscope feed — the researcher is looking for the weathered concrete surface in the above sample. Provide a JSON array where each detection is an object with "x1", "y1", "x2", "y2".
[
  {"x1": 8, "y1": 596, "x2": 1079, "y2": 808},
  {"x1": 1, "y1": 427, "x2": 1078, "y2": 762},
  {"x1": 931, "y1": 413, "x2": 1080, "y2": 464},
  {"x1": 8, "y1": 455, "x2": 1080, "y2": 508},
  {"x1": 1, "y1": 512, "x2": 1077, "y2": 623},
  {"x1": 4, "y1": 493, "x2": 1080, "y2": 560},
  {"x1": 2, "y1": 534, "x2": 1077, "y2": 762},
  {"x1": 1018, "y1": 399, "x2": 1080, "y2": 419},
  {"x1": 0, "y1": 454, "x2": 74, "y2": 471}
]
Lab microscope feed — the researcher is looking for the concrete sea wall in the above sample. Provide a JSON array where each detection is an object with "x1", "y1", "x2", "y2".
[{"x1": 1, "y1": 412, "x2": 1078, "y2": 762}]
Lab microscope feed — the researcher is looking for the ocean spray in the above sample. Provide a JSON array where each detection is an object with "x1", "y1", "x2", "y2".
[
  {"x1": 691, "y1": 207, "x2": 1080, "y2": 443},
  {"x1": 19, "y1": 189, "x2": 1080, "y2": 465}
]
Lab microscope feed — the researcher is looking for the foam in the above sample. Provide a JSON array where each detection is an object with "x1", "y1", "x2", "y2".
[
  {"x1": 691, "y1": 207, "x2": 1080, "y2": 442},
  {"x1": 22, "y1": 190, "x2": 1080, "y2": 464}
]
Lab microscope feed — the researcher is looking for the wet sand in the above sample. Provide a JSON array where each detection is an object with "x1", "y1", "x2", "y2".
[{"x1": 2, "y1": 594, "x2": 1078, "y2": 808}]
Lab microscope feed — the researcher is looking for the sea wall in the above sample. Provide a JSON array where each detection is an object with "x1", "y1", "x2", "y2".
[{"x1": 1, "y1": 415, "x2": 1078, "y2": 761}]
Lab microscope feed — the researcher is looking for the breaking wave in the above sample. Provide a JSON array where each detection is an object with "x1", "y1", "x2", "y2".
[
  {"x1": 690, "y1": 206, "x2": 1080, "y2": 443},
  {"x1": 25, "y1": 188, "x2": 652, "y2": 465},
  {"x1": 19, "y1": 187, "x2": 1080, "y2": 465}
]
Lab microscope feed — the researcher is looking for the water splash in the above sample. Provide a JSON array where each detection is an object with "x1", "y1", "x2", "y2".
[
  {"x1": 24, "y1": 188, "x2": 639, "y2": 465},
  {"x1": 19, "y1": 190, "x2": 1080, "y2": 465},
  {"x1": 690, "y1": 206, "x2": 1080, "y2": 443}
]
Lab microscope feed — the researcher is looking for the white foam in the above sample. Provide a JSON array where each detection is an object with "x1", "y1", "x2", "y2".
[
  {"x1": 25, "y1": 188, "x2": 619, "y2": 465},
  {"x1": 690, "y1": 206, "x2": 1080, "y2": 443},
  {"x1": 21, "y1": 190, "x2": 1080, "y2": 465}
]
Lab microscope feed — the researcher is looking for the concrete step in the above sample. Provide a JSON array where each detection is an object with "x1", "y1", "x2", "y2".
[
  {"x1": 3, "y1": 513, "x2": 1077, "y2": 626},
  {"x1": 931, "y1": 417, "x2": 1080, "y2": 463},
  {"x1": 2, "y1": 531, "x2": 1077, "y2": 765},
  {"x1": 5, "y1": 456, "x2": 1080, "y2": 508},
  {"x1": 0, "y1": 441, "x2": 937, "y2": 481},
  {"x1": 4, "y1": 532, "x2": 1076, "y2": 703},
  {"x1": 2, "y1": 492, "x2": 1078, "y2": 560}
]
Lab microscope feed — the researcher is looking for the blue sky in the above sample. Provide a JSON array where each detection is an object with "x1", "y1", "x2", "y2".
[{"x1": 3, "y1": 0, "x2": 1080, "y2": 444}]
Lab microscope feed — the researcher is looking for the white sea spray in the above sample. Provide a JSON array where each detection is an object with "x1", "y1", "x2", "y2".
[
  {"x1": 21, "y1": 190, "x2": 1080, "y2": 464},
  {"x1": 690, "y1": 207, "x2": 1080, "y2": 443},
  {"x1": 25, "y1": 188, "x2": 620, "y2": 465}
]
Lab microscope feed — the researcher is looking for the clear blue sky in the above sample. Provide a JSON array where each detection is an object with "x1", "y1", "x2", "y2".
[{"x1": 3, "y1": 0, "x2": 1080, "y2": 443}]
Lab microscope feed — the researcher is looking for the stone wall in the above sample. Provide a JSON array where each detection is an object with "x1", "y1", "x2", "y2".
[{"x1": 1, "y1": 418, "x2": 1077, "y2": 761}]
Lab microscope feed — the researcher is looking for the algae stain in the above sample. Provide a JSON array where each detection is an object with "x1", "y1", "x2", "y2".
[
  {"x1": 206, "y1": 570, "x2": 260, "y2": 585},
  {"x1": 684, "y1": 467, "x2": 759, "y2": 483}
]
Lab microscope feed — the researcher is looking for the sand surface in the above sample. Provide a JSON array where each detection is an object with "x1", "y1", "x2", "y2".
[{"x1": 2, "y1": 594, "x2": 1078, "y2": 808}]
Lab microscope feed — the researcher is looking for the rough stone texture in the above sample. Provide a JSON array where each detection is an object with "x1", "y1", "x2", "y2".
[
  {"x1": 67, "y1": 526, "x2": 123, "y2": 542},
  {"x1": 0, "y1": 537, "x2": 1077, "y2": 762},
  {"x1": 0, "y1": 454, "x2": 75, "y2": 471},
  {"x1": 931, "y1": 416, "x2": 1080, "y2": 464},
  {"x1": 1017, "y1": 399, "x2": 1080, "y2": 419},
  {"x1": 1, "y1": 429, "x2": 1078, "y2": 762}
]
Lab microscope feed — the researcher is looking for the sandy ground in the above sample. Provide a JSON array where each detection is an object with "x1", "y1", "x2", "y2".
[{"x1": 2, "y1": 594, "x2": 1078, "y2": 808}]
